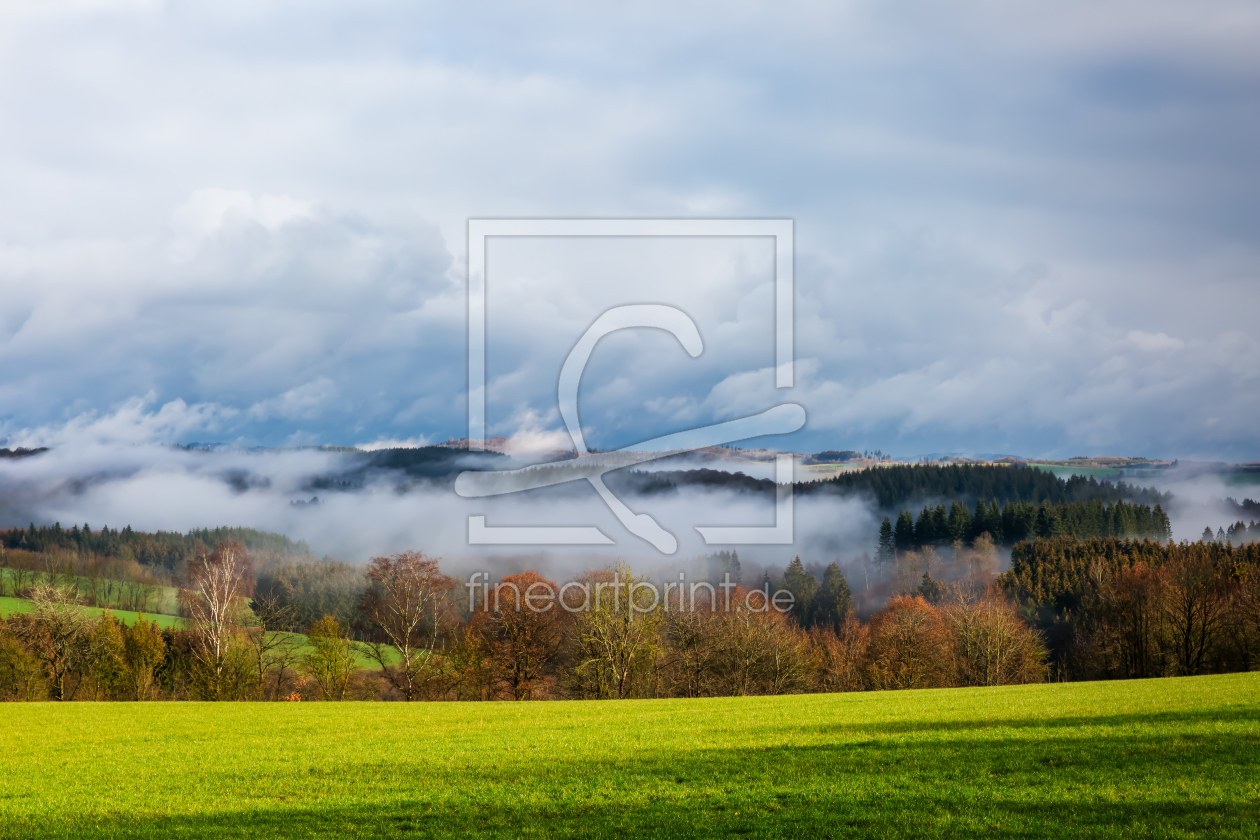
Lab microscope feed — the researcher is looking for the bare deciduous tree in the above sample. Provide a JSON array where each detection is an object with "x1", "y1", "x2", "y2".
[
  {"x1": 1163, "y1": 550, "x2": 1229, "y2": 676},
  {"x1": 5, "y1": 550, "x2": 38, "y2": 597},
  {"x1": 1095, "y1": 562, "x2": 1168, "y2": 678},
  {"x1": 865, "y1": 595, "x2": 948, "y2": 690},
  {"x1": 810, "y1": 612, "x2": 869, "y2": 692},
  {"x1": 359, "y1": 550, "x2": 455, "y2": 700},
  {"x1": 967, "y1": 533, "x2": 1000, "y2": 579},
  {"x1": 243, "y1": 591, "x2": 301, "y2": 701},
  {"x1": 181, "y1": 540, "x2": 254, "y2": 698},
  {"x1": 704, "y1": 593, "x2": 811, "y2": 697},
  {"x1": 662, "y1": 606, "x2": 719, "y2": 699},
  {"x1": 941, "y1": 592, "x2": 1047, "y2": 686}
]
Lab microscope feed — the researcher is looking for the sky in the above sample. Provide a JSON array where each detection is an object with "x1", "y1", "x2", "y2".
[{"x1": 1, "y1": 0, "x2": 1259, "y2": 461}]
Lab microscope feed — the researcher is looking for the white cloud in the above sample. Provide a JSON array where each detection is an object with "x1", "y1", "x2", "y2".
[
  {"x1": 1127, "y1": 330, "x2": 1185, "y2": 353},
  {"x1": 355, "y1": 435, "x2": 432, "y2": 451},
  {"x1": 0, "y1": 0, "x2": 1257, "y2": 461},
  {"x1": 498, "y1": 408, "x2": 575, "y2": 458},
  {"x1": 4, "y1": 393, "x2": 236, "y2": 449},
  {"x1": 170, "y1": 188, "x2": 313, "y2": 261},
  {"x1": 247, "y1": 377, "x2": 339, "y2": 422}
]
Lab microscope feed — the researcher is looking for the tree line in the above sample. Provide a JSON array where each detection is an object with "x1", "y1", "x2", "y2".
[
  {"x1": 597, "y1": 464, "x2": 1172, "y2": 516},
  {"x1": 1203, "y1": 520, "x2": 1260, "y2": 545},
  {"x1": 807, "y1": 463, "x2": 1171, "y2": 510},
  {"x1": 6, "y1": 532, "x2": 1256, "y2": 702},
  {"x1": 876, "y1": 498, "x2": 1172, "y2": 560},
  {"x1": 1, "y1": 523, "x2": 313, "y2": 572},
  {"x1": 0, "y1": 540, "x2": 1049, "y2": 701}
]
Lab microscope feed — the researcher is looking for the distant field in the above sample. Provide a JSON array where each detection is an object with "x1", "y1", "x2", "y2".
[
  {"x1": 0, "y1": 595, "x2": 183, "y2": 630},
  {"x1": 1, "y1": 673, "x2": 1256, "y2": 839},
  {"x1": 1030, "y1": 463, "x2": 1154, "y2": 480},
  {"x1": 1223, "y1": 472, "x2": 1260, "y2": 489},
  {"x1": 1028, "y1": 463, "x2": 1260, "y2": 492},
  {"x1": 802, "y1": 462, "x2": 863, "y2": 478},
  {"x1": 0, "y1": 567, "x2": 180, "y2": 614}
]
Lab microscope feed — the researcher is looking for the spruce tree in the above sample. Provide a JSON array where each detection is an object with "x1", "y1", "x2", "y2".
[
  {"x1": 1153, "y1": 505, "x2": 1171, "y2": 542},
  {"x1": 933, "y1": 504, "x2": 949, "y2": 541},
  {"x1": 971, "y1": 499, "x2": 988, "y2": 542},
  {"x1": 813, "y1": 562, "x2": 852, "y2": 632},
  {"x1": 877, "y1": 517, "x2": 894, "y2": 566},
  {"x1": 782, "y1": 556, "x2": 817, "y2": 625},
  {"x1": 915, "y1": 507, "x2": 935, "y2": 546},
  {"x1": 947, "y1": 502, "x2": 971, "y2": 542},
  {"x1": 986, "y1": 499, "x2": 1004, "y2": 544},
  {"x1": 894, "y1": 510, "x2": 915, "y2": 553}
]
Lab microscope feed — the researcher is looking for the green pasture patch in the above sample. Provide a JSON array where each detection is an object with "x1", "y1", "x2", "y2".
[
  {"x1": 0, "y1": 567, "x2": 180, "y2": 614},
  {"x1": 0, "y1": 672, "x2": 1256, "y2": 839},
  {"x1": 0, "y1": 595, "x2": 182, "y2": 630},
  {"x1": 279, "y1": 631, "x2": 402, "y2": 669},
  {"x1": 1222, "y1": 472, "x2": 1260, "y2": 488},
  {"x1": 1029, "y1": 464, "x2": 1123, "y2": 480}
]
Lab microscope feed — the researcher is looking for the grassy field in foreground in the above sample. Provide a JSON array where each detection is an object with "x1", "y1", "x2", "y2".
[{"x1": 1, "y1": 674, "x2": 1257, "y2": 839}]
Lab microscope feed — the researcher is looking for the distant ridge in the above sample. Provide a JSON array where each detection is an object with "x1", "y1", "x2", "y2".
[{"x1": 0, "y1": 447, "x2": 48, "y2": 459}]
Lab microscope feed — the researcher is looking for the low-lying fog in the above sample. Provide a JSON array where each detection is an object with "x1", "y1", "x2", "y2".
[
  {"x1": 1, "y1": 437, "x2": 1253, "y2": 584},
  {"x1": 0, "y1": 442, "x2": 875, "y2": 580}
]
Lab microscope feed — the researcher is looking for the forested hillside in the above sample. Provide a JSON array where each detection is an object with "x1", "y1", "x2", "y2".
[
  {"x1": 807, "y1": 463, "x2": 1171, "y2": 509},
  {"x1": 1, "y1": 523, "x2": 312, "y2": 571},
  {"x1": 638, "y1": 463, "x2": 1171, "y2": 513},
  {"x1": 877, "y1": 498, "x2": 1173, "y2": 556},
  {"x1": 1000, "y1": 537, "x2": 1260, "y2": 680},
  {"x1": 307, "y1": 445, "x2": 507, "y2": 491}
]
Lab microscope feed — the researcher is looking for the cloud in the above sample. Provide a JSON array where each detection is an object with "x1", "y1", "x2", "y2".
[
  {"x1": 247, "y1": 377, "x2": 339, "y2": 422},
  {"x1": 0, "y1": 0, "x2": 1257, "y2": 460},
  {"x1": 1127, "y1": 330, "x2": 1185, "y2": 353},
  {"x1": 501, "y1": 408, "x2": 575, "y2": 458},
  {"x1": 170, "y1": 188, "x2": 314, "y2": 261},
  {"x1": 0, "y1": 187, "x2": 458, "y2": 447},
  {"x1": 355, "y1": 435, "x2": 432, "y2": 451},
  {"x1": 0, "y1": 426, "x2": 880, "y2": 574},
  {"x1": 4, "y1": 393, "x2": 237, "y2": 449}
]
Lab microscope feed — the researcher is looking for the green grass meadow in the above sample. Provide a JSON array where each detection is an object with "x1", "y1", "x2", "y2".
[
  {"x1": 0, "y1": 595, "x2": 183, "y2": 630},
  {"x1": 1, "y1": 673, "x2": 1257, "y2": 839},
  {"x1": 0, "y1": 568, "x2": 181, "y2": 615},
  {"x1": 1223, "y1": 471, "x2": 1260, "y2": 489},
  {"x1": 1029, "y1": 463, "x2": 1137, "y2": 480}
]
